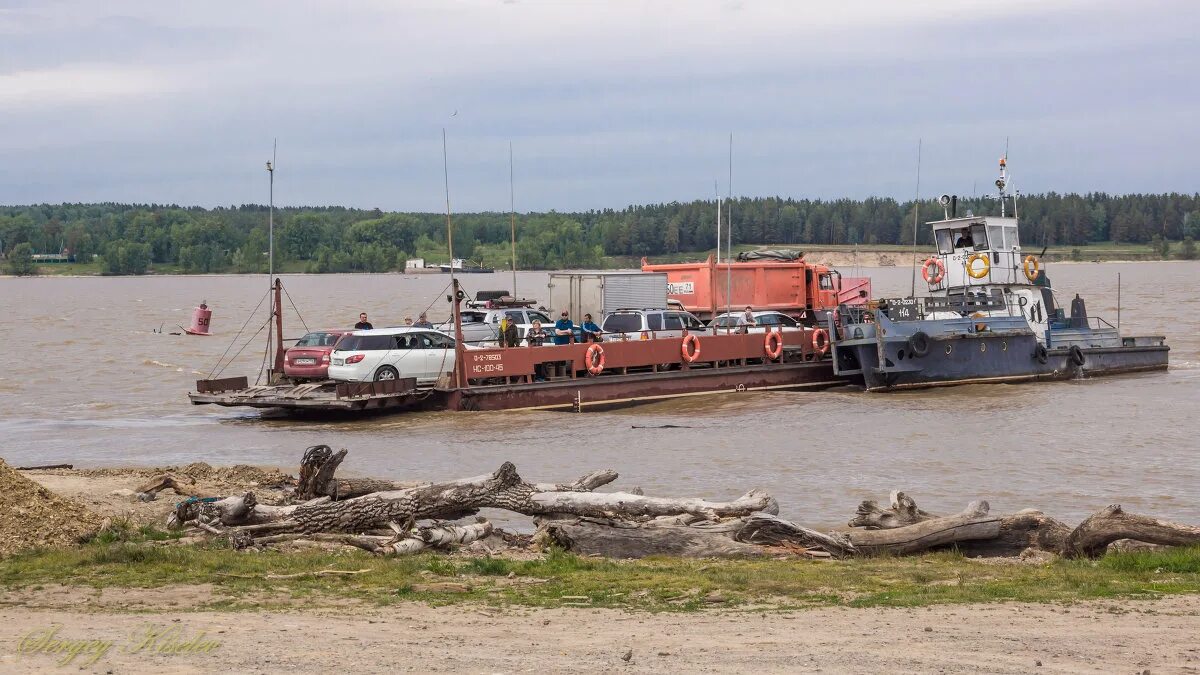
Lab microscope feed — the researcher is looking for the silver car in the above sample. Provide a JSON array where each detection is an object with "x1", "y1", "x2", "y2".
[{"x1": 599, "y1": 308, "x2": 709, "y2": 341}]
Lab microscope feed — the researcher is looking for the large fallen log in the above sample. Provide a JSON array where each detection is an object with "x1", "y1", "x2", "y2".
[
  {"x1": 541, "y1": 513, "x2": 853, "y2": 559},
  {"x1": 843, "y1": 501, "x2": 998, "y2": 555},
  {"x1": 193, "y1": 462, "x2": 774, "y2": 537},
  {"x1": 1064, "y1": 504, "x2": 1200, "y2": 558}
]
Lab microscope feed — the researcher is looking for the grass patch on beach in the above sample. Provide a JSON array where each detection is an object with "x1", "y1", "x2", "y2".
[{"x1": 3, "y1": 527, "x2": 1200, "y2": 612}]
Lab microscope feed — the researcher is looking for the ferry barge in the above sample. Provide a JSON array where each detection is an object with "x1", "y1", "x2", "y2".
[
  {"x1": 189, "y1": 281, "x2": 844, "y2": 415},
  {"x1": 829, "y1": 159, "x2": 1169, "y2": 391}
]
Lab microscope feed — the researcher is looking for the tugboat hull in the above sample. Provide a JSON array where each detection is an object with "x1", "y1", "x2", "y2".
[{"x1": 845, "y1": 336, "x2": 1168, "y2": 392}]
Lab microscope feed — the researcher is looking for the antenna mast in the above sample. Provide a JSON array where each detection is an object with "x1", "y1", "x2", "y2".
[
  {"x1": 267, "y1": 139, "x2": 276, "y2": 291},
  {"x1": 909, "y1": 139, "x2": 922, "y2": 297},
  {"x1": 509, "y1": 141, "x2": 518, "y2": 296},
  {"x1": 442, "y1": 128, "x2": 455, "y2": 285},
  {"x1": 725, "y1": 132, "x2": 733, "y2": 322}
]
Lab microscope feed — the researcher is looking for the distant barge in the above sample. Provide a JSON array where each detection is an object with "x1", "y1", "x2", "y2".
[{"x1": 189, "y1": 281, "x2": 843, "y2": 415}]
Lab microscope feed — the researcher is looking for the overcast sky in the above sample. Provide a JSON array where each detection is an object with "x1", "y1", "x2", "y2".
[{"x1": 1, "y1": 0, "x2": 1196, "y2": 212}]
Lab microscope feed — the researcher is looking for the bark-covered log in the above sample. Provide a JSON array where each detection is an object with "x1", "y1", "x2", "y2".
[
  {"x1": 954, "y1": 510, "x2": 1073, "y2": 558},
  {"x1": 256, "y1": 518, "x2": 494, "y2": 555},
  {"x1": 294, "y1": 445, "x2": 418, "y2": 500},
  {"x1": 200, "y1": 462, "x2": 772, "y2": 537},
  {"x1": 1064, "y1": 504, "x2": 1200, "y2": 558},
  {"x1": 540, "y1": 513, "x2": 853, "y2": 559},
  {"x1": 848, "y1": 491, "x2": 937, "y2": 529}
]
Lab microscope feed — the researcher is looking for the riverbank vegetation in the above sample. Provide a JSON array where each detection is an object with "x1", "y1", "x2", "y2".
[
  {"x1": 2, "y1": 192, "x2": 1197, "y2": 275},
  {"x1": 2, "y1": 524, "x2": 1199, "y2": 612}
]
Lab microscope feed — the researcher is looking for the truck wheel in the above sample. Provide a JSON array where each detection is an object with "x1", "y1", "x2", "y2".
[{"x1": 374, "y1": 365, "x2": 399, "y2": 381}]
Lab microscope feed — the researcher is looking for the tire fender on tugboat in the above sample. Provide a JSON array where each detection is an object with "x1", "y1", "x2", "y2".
[
  {"x1": 907, "y1": 331, "x2": 930, "y2": 357},
  {"x1": 1069, "y1": 344, "x2": 1086, "y2": 367},
  {"x1": 1034, "y1": 343, "x2": 1049, "y2": 364}
]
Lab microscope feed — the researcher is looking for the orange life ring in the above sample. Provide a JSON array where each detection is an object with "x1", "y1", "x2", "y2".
[
  {"x1": 811, "y1": 328, "x2": 830, "y2": 355},
  {"x1": 585, "y1": 343, "x2": 605, "y2": 375},
  {"x1": 921, "y1": 257, "x2": 946, "y2": 285},
  {"x1": 764, "y1": 329, "x2": 783, "y2": 360},
  {"x1": 1023, "y1": 255, "x2": 1040, "y2": 282},
  {"x1": 681, "y1": 334, "x2": 701, "y2": 363}
]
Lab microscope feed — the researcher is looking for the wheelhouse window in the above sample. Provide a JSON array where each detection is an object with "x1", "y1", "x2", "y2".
[
  {"x1": 969, "y1": 223, "x2": 989, "y2": 250},
  {"x1": 935, "y1": 229, "x2": 954, "y2": 254}
]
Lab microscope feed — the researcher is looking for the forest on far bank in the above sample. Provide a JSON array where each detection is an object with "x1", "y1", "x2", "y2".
[{"x1": 2, "y1": 191, "x2": 1198, "y2": 275}]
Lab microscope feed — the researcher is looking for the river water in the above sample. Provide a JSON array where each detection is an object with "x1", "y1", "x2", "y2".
[{"x1": 1, "y1": 263, "x2": 1197, "y2": 527}]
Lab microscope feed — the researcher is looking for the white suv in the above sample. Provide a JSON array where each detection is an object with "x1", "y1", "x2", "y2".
[
  {"x1": 600, "y1": 309, "x2": 709, "y2": 341},
  {"x1": 327, "y1": 328, "x2": 456, "y2": 385}
]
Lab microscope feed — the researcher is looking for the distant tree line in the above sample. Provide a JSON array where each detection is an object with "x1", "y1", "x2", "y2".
[{"x1": 1, "y1": 192, "x2": 1198, "y2": 275}]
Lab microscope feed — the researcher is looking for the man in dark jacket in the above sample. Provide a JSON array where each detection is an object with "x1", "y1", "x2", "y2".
[
  {"x1": 354, "y1": 313, "x2": 373, "y2": 330},
  {"x1": 499, "y1": 317, "x2": 520, "y2": 347}
]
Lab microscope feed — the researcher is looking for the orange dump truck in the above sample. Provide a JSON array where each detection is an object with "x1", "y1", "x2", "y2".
[{"x1": 640, "y1": 253, "x2": 871, "y2": 322}]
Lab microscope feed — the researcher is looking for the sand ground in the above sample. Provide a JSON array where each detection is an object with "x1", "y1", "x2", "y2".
[
  {"x1": 7, "y1": 468, "x2": 1200, "y2": 673},
  {"x1": 1, "y1": 588, "x2": 1198, "y2": 674}
]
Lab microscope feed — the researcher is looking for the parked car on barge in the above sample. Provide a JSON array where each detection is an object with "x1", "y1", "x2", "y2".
[
  {"x1": 283, "y1": 329, "x2": 353, "y2": 380},
  {"x1": 327, "y1": 327, "x2": 458, "y2": 385}
]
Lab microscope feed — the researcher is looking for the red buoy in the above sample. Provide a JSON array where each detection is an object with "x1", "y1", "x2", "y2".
[{"x1": 184, "y1": 301, "x2": 213, "y2": 335}]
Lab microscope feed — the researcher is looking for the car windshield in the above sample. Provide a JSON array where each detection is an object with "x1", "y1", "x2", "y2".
[
  {"x1": 602, "y1": 314, "x2": 642, "y2": 333},
  {"x1": 335, "y1": 334, "x2": 396, "y2": 351},
  {"x1": 294, "y1": 332, "x2": 340, "y2": 347}
]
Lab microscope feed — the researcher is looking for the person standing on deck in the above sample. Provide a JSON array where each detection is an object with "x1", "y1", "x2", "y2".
[
  {"x1": 526, "y1": 320, "x2": 548, "y2": 346},
  {"x1": 500, "y1": 316, "x2": 520, "y2": 347},
  {"x1": 403, "y1": 316, "x2": 414, "y2": 326},
  {"x1": 553, "y1": 311, "x2": 574, "y2": 345},
  {"x1": 413, "y1": 312, "x2": 433, "y2": 328},
  {"x1": 354, "y1": 313, "x2": 373, "y2": 330},
  {"x1": 580, "y1": 314, "x2": 602, "y2": 342},
  {"x1": 736, "y1": 306, "x2": 756, "y2": 334}
]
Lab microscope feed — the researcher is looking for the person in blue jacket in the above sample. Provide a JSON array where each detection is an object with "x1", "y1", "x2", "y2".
[
  {"x1": 580, "y1": 313, "x2": 602, "y2": 342},
  {"x1": 553, "y1": 311, "x2": 574, "y2": 345}
]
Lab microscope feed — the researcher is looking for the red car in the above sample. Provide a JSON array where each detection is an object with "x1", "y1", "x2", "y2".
[{"x1": 283, "y1": 330, "x2": 354, "y2": 380}]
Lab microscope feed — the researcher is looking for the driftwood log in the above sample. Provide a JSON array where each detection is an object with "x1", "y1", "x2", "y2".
[{"x1": 164, "y1": 448, "x2": 1200, "y2": 560}]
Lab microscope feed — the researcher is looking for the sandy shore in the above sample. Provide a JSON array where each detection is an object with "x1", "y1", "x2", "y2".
[{"x1": 1, "y1": 590, "x2": 1198, "y2": 673}]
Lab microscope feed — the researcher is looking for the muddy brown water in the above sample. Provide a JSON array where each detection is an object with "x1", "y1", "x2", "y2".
[{"x1": 1, "y1": 263, "x2": 1197, "y2": 528}]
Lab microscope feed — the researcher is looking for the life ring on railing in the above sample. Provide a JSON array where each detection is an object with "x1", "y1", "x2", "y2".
[
  {"x1": 966, "y1": 253, "x2": 990, "y2": 279},
  {"x1": 921, "y1": 257, "x2": 946, "y2": 285},
  {"x1": 681, "y1": 333, "x2": 701, "y2": 363},
  {"x1": 585, "y1": 343, "x2": 606, "y2": 375},
  {"x1": 1023, "y1": 255, "x2": 1040, "y2": 282},
  {"x1": 811, "y1": 328, "x2": 830, "y2": 355},
  {"x1": 764, "y1": 330, "x2": 783, "y2": 360}
]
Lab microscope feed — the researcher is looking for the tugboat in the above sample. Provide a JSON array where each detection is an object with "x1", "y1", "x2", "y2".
[{"x1": 830, "y1": 158, "x2": 1169, "y2": 391}]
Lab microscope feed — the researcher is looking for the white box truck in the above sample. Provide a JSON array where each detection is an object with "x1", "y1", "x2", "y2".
[{"x1": 547, "y1": 272, "x2": 669, "y2": 321}]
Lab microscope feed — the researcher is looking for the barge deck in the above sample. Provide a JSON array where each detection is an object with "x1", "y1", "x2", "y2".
[{"x1": 190, "y1": 328, "x2": 844, "y2": 416}]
